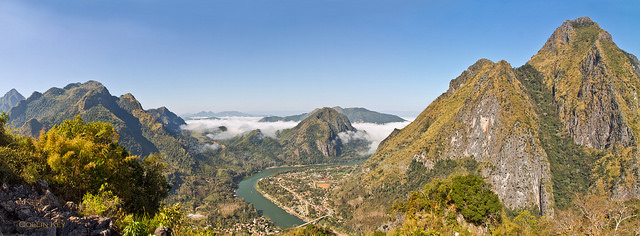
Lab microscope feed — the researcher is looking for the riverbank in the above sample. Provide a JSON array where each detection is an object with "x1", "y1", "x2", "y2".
[
  {"x1": 255, "y1": 182, "x2": 313, "y2": 223},
  {"x1": 236, "y1": 161, "x2": 363, "y2": 229},
  {"x1": 236, "y1": 166, "x2": 306, "y2": 229}
]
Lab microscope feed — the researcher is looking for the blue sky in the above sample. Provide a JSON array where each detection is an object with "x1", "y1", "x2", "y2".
[{"x1": 1, "y1": 0, "x2": 638, "y2": 116}]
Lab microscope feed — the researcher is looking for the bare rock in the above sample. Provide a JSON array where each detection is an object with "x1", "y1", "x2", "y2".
[
  {"x1": 0, "y1": 182, "x2": 115, "y2": 235},
  {"x1": 155, "y1": 226, "x2": 172, "y2": 236},
  {"x1": 40, "y1": 190, "x2": 61, "y2": 208}
]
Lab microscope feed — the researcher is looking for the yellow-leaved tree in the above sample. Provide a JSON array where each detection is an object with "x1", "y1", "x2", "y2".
[{"x1": 37, "y1": 116, "x2": 169, "y2": 215}]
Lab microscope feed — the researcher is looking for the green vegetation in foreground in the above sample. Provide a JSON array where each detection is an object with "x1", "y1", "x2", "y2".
[
  {"x1": 0, "y1": 113, "x2": 224, "y2": 235},
  {"x1": 280, "y1": 224, "x2": 336, "y2": 236},
  {"x1": 389, "y1": 174, "x2": 501, "y2": 235},
  {"x1": 384, "y1": 174, "x2": 640, "y2": 235},
  {"x1": 1, "y1": 115, "x2": 169, "y2": 215}
]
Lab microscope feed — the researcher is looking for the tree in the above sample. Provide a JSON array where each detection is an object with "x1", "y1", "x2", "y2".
[
  {"x1": 0, "y1": 112, "x2": 12, "y2": 146},
  {"x1": 450, "y1": 175, "x2": 502, "y2": 225},
  {"x1": 542, "y1": 193, "x2": 640, "y2": 235},
  {"x1": 37, "y1": 116, "x2": 169, "y2": 215},
  {"x1": 389, "y1": 174, "x2": 502, "y2": 234}
]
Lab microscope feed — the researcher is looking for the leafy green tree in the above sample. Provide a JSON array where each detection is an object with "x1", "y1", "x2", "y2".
[
  {"x1": 80, "y1": 184, "x2": 123, "y2": 218},
  {"x1": 390, "y1": 174, "x2": 502, "y2": 234},
  {"x1": 0, "y1": 112, "x2": 10, "y2": 145},
  {"x1": 450, "y1": 175, "x2": 502, "y2": 225}
]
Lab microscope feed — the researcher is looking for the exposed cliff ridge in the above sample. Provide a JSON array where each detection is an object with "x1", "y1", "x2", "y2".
[
  {"x1": 529, "y1": 16, "x2": 639, "y2": 149},
  {"x1": 0, "y1": 89, "x2": 25, "y2": 113},
  {"x1": 351, "y1": 59, "x2": 552, "y2": 217},
  {"x1": 334, "y1": 17, "x2": 640, "y2": 231}
]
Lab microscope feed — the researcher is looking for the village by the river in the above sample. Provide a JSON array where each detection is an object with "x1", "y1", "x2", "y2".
[
  {"x1": 236, "y1": 163, "x2": 359, "y2": 234},
  {"x1": 256, "y1": 165, "x2": 356, "y2": 222}
]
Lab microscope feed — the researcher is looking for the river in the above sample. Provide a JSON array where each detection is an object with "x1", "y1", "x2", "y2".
[
  {"x1": 236, "y1": 161, "x2": 363, "y2": 229},
  {"x1": 236, "y1": 166, "x2": 306, "y2": 229}
]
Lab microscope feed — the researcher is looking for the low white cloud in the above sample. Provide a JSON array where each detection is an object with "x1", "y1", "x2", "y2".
[
  {"x1": 182, "y1": 117, "x2": 298, "y2": 140},
  {"x1": 337, "y1": 130, "x2": 368, "y2": 144},
  {"x1": 203, "y1": 143, "x2": 221, "y2": 151},
  {"x1": 351, "y1": 119, "x2": 413, "y2": 154},
  {"x1": 182, "y1": 116, "x2": 413, "y2": 154}
]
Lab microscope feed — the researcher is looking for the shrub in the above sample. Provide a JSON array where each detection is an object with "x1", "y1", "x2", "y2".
[{"x1": 80, "y1": 184, "x2": 122, "y2": 218}]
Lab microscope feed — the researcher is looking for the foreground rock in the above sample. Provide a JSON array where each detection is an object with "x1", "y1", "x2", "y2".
[{"x1": 0, "y1": 182, "x2": 115, "y2": 235}]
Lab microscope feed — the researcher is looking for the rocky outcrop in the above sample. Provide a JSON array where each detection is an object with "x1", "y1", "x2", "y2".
[
  {"x1": 0, "y1": 89, "x2": 25, "y2": 113},
  {"x1": 155, "y1": 226, "x2": 172, "y2": 236},
  {"x1": 279, "y1": 107, "x2": 366, "y2": 164},
  {"x1": 447, "y1": 93, "x2": 552, "y2": 214},
  {"x1": 564, "y1": 44, "x2": 635, "y2": 149},
  {"x1": 0, "y1": 181, "x2": 115, "y2": 235},
  {"x1": 147, "y1": 106, "x2": 187, "y2": 134},
  {"x1": 428, "y1": 60, "x2": 553, "y2": 214},
  {"x1": 336, "y1": 59, "x2": 554, "y2": 231},
  {"x1": 529, "y1": 16, "x2": 640, "y2": 149}
]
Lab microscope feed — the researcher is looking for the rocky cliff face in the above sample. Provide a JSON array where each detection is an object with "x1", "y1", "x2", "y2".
[
  {"x1": 529, "y1": 17, "x2": 640, "y2": 199},
  {"x1": 336, "y1": 60, "x2": 553, "y2": 229},
  {"x1": 529, "y1": 17, "x2": 639, "y2": 149},
  {"x1": 334, "y1": 17, "x2": 640, "y2": 231},
  {"x1": 442, "y1": 61, "x2": 552, "y2": 214},
  {"x1": 0, "y1": 181, "x2": 115, "y2": 235}
]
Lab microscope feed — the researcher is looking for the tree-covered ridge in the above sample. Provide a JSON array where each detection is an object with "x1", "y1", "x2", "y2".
[
  {"x1": 0, "y1": 114, "x2": 233, "y2": 235},
  {"x1": 5, "y1": 81, "x2": 195, "y2": 172}
]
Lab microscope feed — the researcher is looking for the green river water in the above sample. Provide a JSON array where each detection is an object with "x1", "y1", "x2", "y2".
[
  {"x1": 236, "y1": 166, "x2": 306, "y2": 229},
  {"x1": 236, "y1": 161, "x2": 363, "y2": 229}
]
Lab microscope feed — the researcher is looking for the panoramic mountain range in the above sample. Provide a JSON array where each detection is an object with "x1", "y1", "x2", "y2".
[
  {"x1": 196, "y1": 107, "x2": 371, "y2": 165},
  {"x1": 0, "y1": 81, "x2": 386, "y2": 171},
  {"x1": 4, "y1": 81, "x2": 196, "y2": 171},
  {"x1": 333, "y1": 16, "x2": 640, "y2": 231},
  {"x1": 260, "y1": 106, "x2": 406, "y2": 124},
  {"x1": 2, "y1": 16, "x2": 640, "y2": 235}
]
